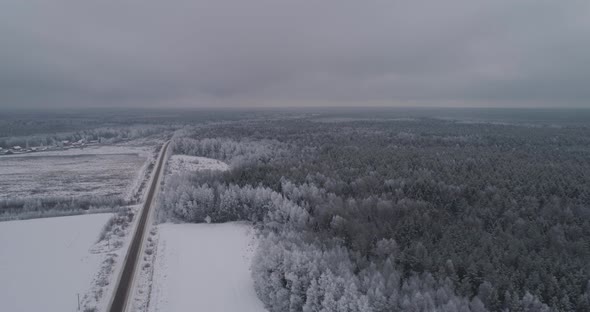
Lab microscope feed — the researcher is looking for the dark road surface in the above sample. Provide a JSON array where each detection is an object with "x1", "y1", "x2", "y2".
[{"x1": 108, "y1": 141, "x2": 169, "y2": 312}]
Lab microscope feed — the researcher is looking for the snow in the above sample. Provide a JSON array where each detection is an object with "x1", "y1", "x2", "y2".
[
  {"x1": 167, "y1": 155, "x2": 229, "y2": 174},
  {"x1": 0, "y1": 149, "x2": 149, "y2": 200},
  {"x1": 0, "y1": 144, "x2": 152, "y2": 158},
  {"x1": 0, "y1": 213, "x2": 112, "y2": 312},
  {"x1": 148, "y1": 222, "x2": 267, "y2": 312},
  {"x1": 82, "y1": 206, "x2": 141, "y2": 312}
]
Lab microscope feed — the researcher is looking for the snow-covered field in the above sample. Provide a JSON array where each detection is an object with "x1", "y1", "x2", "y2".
[
  {"x1": 1, "y1": 145, "x2": 153, "y2": 158},
  {"x1": 0, "y1": 213, "x2": 112, "y2": 312},
  {"x1": 147, "y1": 222, "x2": 267, "y2": 312},
  {"x1": 0, "y1": 145, "x2": 150, "y2": 200},
  {"x1": 167, "y1": 154, "x2": 230, "y2": 174}
]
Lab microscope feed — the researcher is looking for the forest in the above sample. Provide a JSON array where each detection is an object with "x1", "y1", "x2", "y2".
[{"x1": 159, "y1": 115, "x2": 590, "y2": 312}]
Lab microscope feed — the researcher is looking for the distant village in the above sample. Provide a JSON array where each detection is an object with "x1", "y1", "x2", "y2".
[{"x1": 0, "y1": 139, "x2": 100, "y2": 156}]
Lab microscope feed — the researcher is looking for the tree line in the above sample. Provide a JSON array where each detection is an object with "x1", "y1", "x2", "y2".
[{"x1": 159, "y1": 116, "x2": 590, "y2": 311}]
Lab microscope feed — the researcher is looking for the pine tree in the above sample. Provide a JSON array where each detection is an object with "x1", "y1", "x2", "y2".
[{"x1": 303, "y1": 279, "x2": 321, "y2": 312}]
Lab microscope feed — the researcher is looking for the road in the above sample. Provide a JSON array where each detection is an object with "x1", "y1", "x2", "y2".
[{"x1": 108, "y1": 141, "x2": 169, "y2": 312}]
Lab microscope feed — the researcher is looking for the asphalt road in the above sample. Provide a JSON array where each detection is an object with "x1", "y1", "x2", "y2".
[{"x1": 108, "y1": 141, "x2": 169, "y2": 312}]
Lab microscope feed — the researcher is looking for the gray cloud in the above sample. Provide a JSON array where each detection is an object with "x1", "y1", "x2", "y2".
[{"x1": 1, "y1": 0, "x2": 589, "y2": 108}]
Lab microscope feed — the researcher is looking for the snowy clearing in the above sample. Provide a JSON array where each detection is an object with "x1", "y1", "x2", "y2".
[
  {"x1": 0, "y1": 147, "x2": 150, "y2": 200},
  {"x1": 147, "y1": 222, "x2": 267, "y2": 312},
  {"x1": 0, "y1": 213, "x2": 112, "y2": 312},
  {"x1": 0, "y1": 144, "x2": 152, "y2": 158},
  {"x1": 167, "y1": 154, "x2": 229, "y2": 174}
]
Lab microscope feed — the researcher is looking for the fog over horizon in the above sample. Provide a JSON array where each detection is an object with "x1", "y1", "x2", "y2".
[{"x1": 1, "y1": 0, "x2": 589, "y2": 109}]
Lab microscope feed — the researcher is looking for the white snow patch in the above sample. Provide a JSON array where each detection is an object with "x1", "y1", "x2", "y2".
[
  {"x1": 148, "y1": 222, "x2": 267, "y2": 312},
  {"x1": 0, "y1": 213, "x2": 112, "y2": 312},
  {"x1": 167, "y1": 155, "x2": 229, "y2": 174}
]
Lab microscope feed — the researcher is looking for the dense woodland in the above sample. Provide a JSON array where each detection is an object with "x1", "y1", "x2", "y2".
[{"x1": 159, "y1": 116, "x2": 590, "y2": 312}]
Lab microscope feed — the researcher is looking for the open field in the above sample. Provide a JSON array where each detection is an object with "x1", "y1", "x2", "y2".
[
  {"x1": 0, "y1": 146, "x2": 150, "y2": 200},
  {"x1": 0, "y1": 213, "x2": 112, "y2": 312},
  {"x1": 147, "y1": 222, "x2": 267, "y2": 312}
]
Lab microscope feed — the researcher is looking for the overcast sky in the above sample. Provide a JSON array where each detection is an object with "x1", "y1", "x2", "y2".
[{"x1": 1, "y1": 0, "x2": 589, "y2": 109}]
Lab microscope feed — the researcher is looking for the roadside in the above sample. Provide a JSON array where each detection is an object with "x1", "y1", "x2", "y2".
[{"x1": 82, "y1": 142, "x2": 167, "y2": 312}]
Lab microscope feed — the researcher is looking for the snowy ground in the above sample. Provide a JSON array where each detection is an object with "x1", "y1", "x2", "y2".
[
  {"x1": 0, "y1": 144, "x2": 152, "y2": 158},
  {"x1": 0, "y1": 213, "x2": 112, "y2": 312},
  {"x1": 167, "y1": 154, "x2": 229, "y2": 174},
  {"x1": 82, "y1": 206, "x2": 140, "y2": 312},
  {"x1": 0, "y1": 145, "x2": 151, "y2": 200},
  {"x1": 147, "y1": 222, "x2": 267, "y2": 312},
  {"x1": 130, "y1": 154, "x2": 233, "y2": 311}
]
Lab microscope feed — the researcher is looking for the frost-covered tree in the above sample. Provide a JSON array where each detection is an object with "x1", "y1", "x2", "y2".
[{"x1": 156, "y1": 115, "x2": 590, "y2": 312}]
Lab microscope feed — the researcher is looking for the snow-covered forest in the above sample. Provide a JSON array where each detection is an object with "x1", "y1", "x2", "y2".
[
  {"x1": 2, "y1": 109, "x2": 589, "y2": 311},
  {"x1": 159, "y1": 115, "x2": 590, "y2": 312}
]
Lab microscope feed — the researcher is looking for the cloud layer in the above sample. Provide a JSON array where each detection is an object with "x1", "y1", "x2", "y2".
[{"x1": 1, "y1": 0, "x2": 589, "y2": 108}]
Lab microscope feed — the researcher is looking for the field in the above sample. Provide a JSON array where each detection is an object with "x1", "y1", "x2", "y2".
[
  {"x1": 0, "y1": 145, "x2": 150, "y2": 200},
  {"x1": 147, "y1": 222, "x2": 267, "y2": 312},
  {"x1": 0, "y1": 213, "x2": 112, "y2": 312}
]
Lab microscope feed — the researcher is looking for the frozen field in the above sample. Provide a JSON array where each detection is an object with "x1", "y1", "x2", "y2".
[
  {"x1": 148, "y1": 222, "x2": 267, "y2": 312},
  {"x1": 0, "y1": 146, "x2": 149, "y2": 200},
  {"x1": 0, "y1": 213, "x2": 112, "y2": 312},
  {"x1": 168, "y1": 154, "x2": 229, "y2": 174}
]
